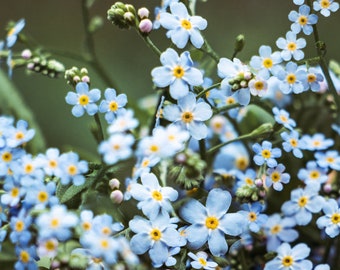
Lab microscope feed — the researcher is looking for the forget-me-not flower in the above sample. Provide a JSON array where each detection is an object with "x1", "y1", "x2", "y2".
[
  {"x1": 179, "y1": 188, "x2": 246, "y2": 256},
  {"x1": 297, "y1": 160, "x2": 328, "y2": 187},
  {"x1": 317, "y1": 198, "x2": 340, "y2": 237},
  {"x1": 65, "y1": 82, "x2": 101, "y2": 117},
  {"x1": 163, "y1": 92, "x2": 212, "y2": 140},
  {"x1": 99, "y1": 88, "x2": 127, "y2": 124},
  {"x1": 151, "y1": 48, "x2": 203, "y2": 100},
  {"x1": 300, "y1": 133, "x2": 334, "y2": 151},
  {"x1": 272, "y1": 107, "x2": 296, "y2": 130},
  {"x1": 188, "y1": 251, "x2": 218, "y2": 270},
  {"x1": 57, "y1": 152, "x2": 88, "y2": 186},
  {"x1": 276, "y1": 31, "x2": 306, "y2": 61},
  {"x1": 281, "y1": 183, "x2": 324, "y2": 225},
  {"x1": 315, "y1": 150, "x2": 340, "y2": 170},
  {"x1": 238, "y1": 202, "x2": 268, "y2": 233},
  {"x1": 6, "y1": 18, "x2": 25, "y2": 48},
  {"x1": 265, "y1": 163, "x2": 291, "y2": 191},
  {"x1": 288, "y1": 4, "x2": 318, "y2": 35},
  {"x1": 275, "y1": 61, "x2": 307, "y2": 94},
  {"x1": 281, "y1": 130, "x2": 305, "y2": 158},
  {"x1": 313, "y1": 0, "x2": 339, "y2": 17},
  {"x1": 158, "y1": 2, "x2": 207, "y2": 49},
  {"x1": 264, "y1": 242, "x2": 312, "y2": 270},
  {"x1": 252, "y1": 140, "x2": 282, "y2": 168}
]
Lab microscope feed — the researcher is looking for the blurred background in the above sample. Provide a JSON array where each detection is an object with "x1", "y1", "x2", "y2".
[{"x1": 0, "y1": 0, "x2": 339, "y2": 158}]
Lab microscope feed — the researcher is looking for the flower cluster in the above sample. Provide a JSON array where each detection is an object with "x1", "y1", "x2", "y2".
[{"x1": 0, "y1": 0, "x2": 340, "y2": 269}]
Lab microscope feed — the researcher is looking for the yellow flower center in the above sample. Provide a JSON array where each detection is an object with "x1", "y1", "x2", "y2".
[
  {"x1": 262, "y1": 58, "x2": 273, "y2": 68},
  {"x1": 307, "y1": 73, "x2": 317, "y2": 83},
  {"x1": 226, "y1": 97, "x2": 235, "y2": 104},
  {"x1": 298, "y1": 196, "x2": 308, "y2": 207},
  {"x1": 282, "y1": 255, "x2": 294, "y2": 267},
  {"x1": 7, "y1": 28, "x2": 15, "y2": 37},
  {"x1": 298, "y1": 15, "x2": 308, "y2": 25},
  {"x1": 15, "y1": 220, "x2": 25, "y2": 232},
  {"x1": 261, "y1": 149, "x2": 271, "y2": 159},
  {"x1": 205, "y1": 216, "x2": 219, "y2": 230},
  {"x1": 67, "y1": 164, "x2": 78, "y2": 175},
  {"x1": 173, "y1": 66, "x2": 185, "y2": 78},
  {"x1": 82, "y1": 221, "x2": 92, "y2": 231},
  {"x1": 287, "y1": 42, "x2": 297, "y2": 51},
  {"x1": 245, "y1": 177, "x2": 254, "y2": 186},
  {"x1": 271, "y1": 172, "x2": 281, "y2": 183},
  {"x1": 49, "y1": 160, "x2": 58, "y2": 168},
  {"x1": 20, "y1": 251, "x2": 30, "y2": 263},
  {"x1": 100, "y1": 239, "x2": 109, "y2": 249},
  {"x1": 78, "y1": 94, "x2": 89, "y2": 105},
  {"x1": 150, "y1": 228, "x2": 162, "y2": 241},
  {"x1": 181, "y1": 111, "x2": 194, "y2": 123},
  {"x1": 235, "y1": 156, "x2": 249, "y2": 171},
  {"x1": 286, "y1": 74, "x2": 297, "y2": 84},
  {"x1": 37, "y1": 191, "x2": 48, "y2": 203},
  {"x1": 289, "y1": 138, "x2": 298, "y2": 147},
  {"x1": 45, "y1": 240, "x2": 57, "y2": 251},
  {"x1": 24, "y1": 164, "x2": 34, "y2": 174},
  {"x1": 248, "y1": 212, "x2": 257, "y2": 222},
  {"x1": 93, "y1": 258, "x2": 103, "y2": 264},
  {"x1": 321, "y1": 0, "x2": 330, "y2": 8},
  {"x1": 50, "y1": 218, "x2": 60, "y2": 228},
  {"x1": 112, "y1": 144, "x2": 120, "y2": 150},
  {"x1": 152, "y1": 190, "x2": 163, "y2": 201},
  {"x1": 141, "y1": 159, "x2": 150, "y2": 167},
  {"x1": 326, "y1": 157, "x2": 335, "y2": 164},
  {"x1": 313, "y1": 140, "x2": 321, "y2": 147},
  {"x1": 331, "y1": 213, "x2": 340, "y2": 224},
  {"x1": 15, "y1": 131, "x2": 24, "y2": 140},
  {"x1": 109, "y1": 101, "x2": 118, "y2": 112},
  {"x1": 149, "y1": 144, "x2": 159, "y2": 153},
  {"x1": 198, "y1": 258, "x2": 207, "y2": 266},
  {"x1": 279, "y1": 115, "x2": 288, "y2": 123},
  {"x1": 181, "y1": 19, "x2": 192, "y2": 30},
  {"x1": 270, "y1": 224, "x2": 282, "y2": 234},
  {"x1": 11, "y1": 187, "x2": 19, "y2": 197},
  {"x1": 254, "y1": 81, "x2": 265, "y2": 91},
  {"x1": 2, "y1": 152, "x2": 12, "y2": 162},
  {"x1": 309, "y1": 170, "x2": 320, "y2": 179},
  {"x1": 102, "y1": 226, "x2": 111, "y2": 235}
]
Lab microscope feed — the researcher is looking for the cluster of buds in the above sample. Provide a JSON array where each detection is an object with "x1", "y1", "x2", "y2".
[
  {"x1": 137, "y1": 7, "x2": 153, "y2": 34},
  {"x1": 169, "y1": 150, "x2": 206, "y2": 190},
  {"x1": 22, "y1": 49, "x2": 65, "y2": 78},
  {"x1": 107, "y1": 2, "x2": 136, "y2": 29},
  {"x1": 64, "y1": 66, "x2": 90, "y2": 87},
  {"x1": 235, "y1": 179, "x2": 266, "y2": 204},
  {"x1": 228, "y1": 71, "x2": 255, "y2": 92},
  {"x1": 109, "y1": 178, "x2": 124, "y2": 204}
]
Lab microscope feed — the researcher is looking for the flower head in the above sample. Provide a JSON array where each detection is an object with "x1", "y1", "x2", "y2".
[
  {"x1": 317, "y1": 198, "x2": 340, "y2": 237},
  {"x1": 288, "y1": 4, "x2": 318, "y2": 35},
  {"x1": 65, "y1": 82, "x2": 101, "y2": 117},
  {"x1": 276, "y1": 31, "x2": 306, "y2": 61},
  {"x1": 252, "y1": 140, "x2": 282, "y2": 168},
  {"x1": 99, "y1": 88, "x2": 127, "y2": 124},
  {"x1": 6, "y1": 18, "x2": 25, "y2": 48},
  {"x1": 151, "y1": 48, "x2": 203, "y2": 100},
  {"x1": 159, "y1": 2, "x2": 207, "y2": 48},
  {"x1": 313, "y1": 0, "x2": 339, "y2": 17}
]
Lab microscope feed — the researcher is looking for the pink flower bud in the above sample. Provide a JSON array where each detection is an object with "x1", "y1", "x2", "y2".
[
  {"x1": 81, "y1": 75, "x2": 90, "y2": 83},
  {"x1": 109, "y1": 178, "x2": 120, "y2": 190},
  {"x1": 110, "y1": 190, "x2": 124, "y2": 204},
  {"x1": 21, "y1": 49, "x2": 32, "y2": 59},
  {"x1": 138, "y1": 7, "x2": 150, "y2": 19},
  {"x1": 139, "y1": 19, "x2": 153, "y2": 34}
]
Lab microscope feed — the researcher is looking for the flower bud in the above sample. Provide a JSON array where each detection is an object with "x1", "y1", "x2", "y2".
[
  {"x1": 139, "y1": 19, "x2": 153, "y2": 34},
  {"x1": 234, "y1": 34, "x2": 245, "y2": 54},
  {"x1": 109, "y1": 178, "x2": 120, "y2": 190},
  {"x1": 21, "y1": 49, "x2": 32, "y2": 59},
  {"x1": 110, "y1": 190, "x2": 124, "y2": 204},
  {"x1": 138, "y1": 7, "x2": 150, "y2": 19}
]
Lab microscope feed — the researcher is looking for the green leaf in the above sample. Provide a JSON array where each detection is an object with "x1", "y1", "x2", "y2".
[{"x1": 0, "y1": 69, "x2": 46, "y2": 154}]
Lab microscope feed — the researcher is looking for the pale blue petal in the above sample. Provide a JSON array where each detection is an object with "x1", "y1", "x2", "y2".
[
  {"x1": 159, "y1": 13, "x2": 179, "y2": 30},
  {"x1": 163, "y1": 105, "x2": 181, "y2": 122},
  {"x1": 206, "y1": 188, "x2": 231, "y2": 217},
  {"x1": 170, "y1": 2, "x2": 189, "y2": 18},
  {"x1": 179, "y1": 199, "x2": 207, "y2": 224},
  {"x1": 86, "y1": 104, "x2": 98, "y2": 115},
  {"x1": 189, "y1": 29, "x2": 204, "y2": 48},
  {"x1": 160, "y1": 48, "x2": 179, "y2": 66},
  {"x1": 191, "y1": 16, "x2": 207, "y2": 30},
  {"x1": 76, "y1": 82, "x2": 89, "y2": 94},
  {"x1": 183, "y1": 67, "x2": 203, "y2": 86},
  {"x1": 130, "y1": 233, "x2": 151, "y2": 254},
  {"x1": 149, "y1": 241, "x2": 168, "y2": 266},
  {"x1": 152, "y1": 67, "x2": 173, "y2": 87},
  {"x1": 292, "y1": 243, "x2": 310, "y2": 260},
  {"x1": 141, "y1": 173, "x2": 160, "y2": 189},
  {"x1": 219, "y1": 213, "x2": 246, "y2": 236},
  {"x1": 89, "y1": 89, "x2": 101, "y2": 102},
  {"x1": 185, "y1": 224, "x2": 208, "y2": 248},
  {"x1": 65, "y1": 92, "x2": 78, "y2": 105},
  {"x1": 169, "y1": 79, "x2": 189, "y2": 99},
  {"x1": 178, "y1": 92, "x2": 196, "y2": 111},
  {"x1": 171, "y1": 28, "x2": 190, "y2": 49},
  {"x1": 208, "y1": 229, "x2": 228, "y2": 256},
  {"x1": 72, "y1": 105, "x2": 85, "y2": 117},
  {"x1": 193, "y1": 102, "x2": 212, "y2": 121},
  {"x1": 188, "y1": 121, "x2": 208, "y2": 140},
  {"x1": 129, "y1": 216, "x2": 150, "y2": 233}
]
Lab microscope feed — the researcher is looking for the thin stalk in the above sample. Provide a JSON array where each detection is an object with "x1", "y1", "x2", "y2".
[
  {"x1": 135, "y1": 29, "x2": 162, "y2": 57},
  {"x1": 196, "y1": 82, "x2": 221, "y2": 98}
]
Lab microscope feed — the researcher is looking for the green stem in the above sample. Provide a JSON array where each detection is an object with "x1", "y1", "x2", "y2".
[
  {"x1": 307, "y1": 0, "x2": 340, "y2": 124},
  {"x1": 199, "y1": 139, "x2": 206, "y2": 161},
  {"x1": 196, "y1": 82, "x2": 221, "y2": 98},
  {"x1": 81, "y1": 0, "x2": 118, "y2": 89},
  {"x1": 213, "y1": 103, "x2": 241, "y2": 114},
  {"x1": 200, "y1": 36, "x2": 220, "y2": 63},
  {"x1": 93, "y1": 113, "x2": 105, "y2": 144},
  {"x1": 136, "y1": 29, "x2": 162, "y2": 57}
]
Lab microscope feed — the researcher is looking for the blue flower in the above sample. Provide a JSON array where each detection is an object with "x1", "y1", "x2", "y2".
[
  {"x1": 288, "y1": 5, "x2": 318, "y2": 35},
  {"x1": 281, "y1": 183, "x2": 324, "y2": 225},
  {"x1": 301, "y1": 66, "x2": 324, "y2": 92},
  {"x1": 151, "y1": 48, "x2": 203, "y2": 100},
  {"x1": 317, "y1": 198, "x2": 340, "y2": 237},
  {"x1": 129, "y1": 213, "x2": 185, "y2": 267},
  {"x1": 313, "y1": 0, "x2": 339, "y2": 17},
  {"x1": 294, "y1": 0, "x2": 305, "y2": 5},
  {"x1": 265, "y1": 163, "x2": 290, "y2": 191},
  {"x1": 238, "y1": 202, "x2": 268, "y2": 233},
  {"x1": 14, "y1": 245, "x2": 38, "y2": 270},
  {"x1": 315, "y1": 150, "x2": 340, "y2": 170},
  {"x1": 163, "y1": 92, "x2": 212, "y2": 140},
  {"x1": 159, "y1": 2, "x2": 207, "y2": 48},
  {"x1": 98, "y1": 133, "x2": 134, "y2": 165},
  {"x1": 6, "y1": 18, "x2": 25, "y2": 48},
  {"x1": 300, "y1": 133, "x2": 334, "y2": 151},
  {"x1": 107, "y1": 109, "x2": 139, "y2": 133},
  {"x1": 188, "y1": 251, "x2": 218, "y2": 270},
  {"x1": 252, "y1": 140, "x2": 282, "y2": 168},
  {"x1": 6, "y1": 119, "x2": 35, "y2": 148},
  {"x1": 275, "y1": 61, "x2": 307, "y2": 94},
  {"x1": 264, "y1": 77, "x2": 292, "y2": 108},
  {"x1": 57, "y1": 152, "x2": 88, "y2": 186},
  {"x1": 129, "y1": 172, "x2": 178, "y2": 219},
  {"x1": 179, "y1": 188, "x2": 246, "y2": 256},
  {"x1": 24, "y1": 181, "x2": 58, "y2": 210},
  {"x1": 36, "y1": 204, "x2": 78, "y2": 241},
  {"x1": 272, "y1": 107, "x2": 296, "y2": 130},
  {"x1": 281, "y1": 130, "x2": 305, "y2": 158},
  {"x1": 297, "y1": 160, "x2": 328, "y2": 187},
  {"x1": 264, "y1": 242, "x2": 312, "y2": 270},
  {"x1": 276, "y1": 31, "x2": 306, "y2": 61},
  {"x1": 65, "y1": 82, "x2": 101, "y2": 117},
  {"x1": 10, "y1": 210, "x2": 32, "y2": 245},
  {"x1": 99, "y1": 88, "x2": 127, "y2": 124},
  {"x1": 249, "y1": 45, "x2": 282, "y2": 79},
  {"x1": 263, "y1": 214, "x2": 299, "y2": 252}
]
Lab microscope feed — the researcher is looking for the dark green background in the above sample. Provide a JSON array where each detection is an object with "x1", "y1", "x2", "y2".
[{"x1": 0, "y1": 0, "x2": 339, "y2": 157}]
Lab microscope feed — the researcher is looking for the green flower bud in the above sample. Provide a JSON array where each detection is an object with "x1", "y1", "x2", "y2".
[
  {"x1": 64, "y1": 66, "x2": 90, "y2": 87},
  {"x1": 234, "y1": 34, "x2": 245, "y2": 54}
]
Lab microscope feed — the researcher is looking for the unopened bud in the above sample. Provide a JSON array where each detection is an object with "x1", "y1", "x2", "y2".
[
  {"x1": 109, "y1": 178, "x2": 120, "y2": 190},
  {"x1": 138, "y1": 7, "x2": 150, "y2": 19},
  {"x1": 323, "y1": 183, "x2": 332, "y2": 193},
  {"x1": 234, "y1": 34, "x2": 245, "y2": 54},
  {"x1": 21, "y1": 49, "x2": 32, "y2": 59},
  {"x1": 255, "y1": 178, "x2": 263, "y2": 187},
  {"x1": 139, "y1": 19, "x2": 153, "y2": 34},
  {"x1": 110, "y1": 190, "x2": 124, "y2": 204}
]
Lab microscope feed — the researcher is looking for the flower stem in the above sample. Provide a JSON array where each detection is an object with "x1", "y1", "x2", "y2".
[
  {"x1": 135, "y1": 29, "x2": 162, "y2": 57},
  {"x1": 196, "y1": 82, "x2": 221, "y2": 98},
  {"x1": 93, "y1": 113, "x2": 105, "y2": 144}
]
